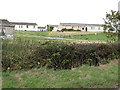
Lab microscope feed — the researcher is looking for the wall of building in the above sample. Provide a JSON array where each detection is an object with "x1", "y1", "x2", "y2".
[
  {"x1": 0, "y1": 26, "x2": 14, "y2": 40},
  {"x1": 52, "y1": 27, "x2": 58, "y2": 31},
  {"x1": 86, "y1": 26, "x2": 104, "y2": 32},
  {"x1": 15, "y1": 25, "x2": 38, "y2": 31},
  {"x1": 58, "y1": 24, "x2": 104, "y2": 32},
  {"x1": 38, "y1": 28, "x2": 47, "y2": 31}
]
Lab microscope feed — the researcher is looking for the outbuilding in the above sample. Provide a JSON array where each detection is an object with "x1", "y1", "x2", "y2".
[{"x1": 0, "y1": 19, "x2": 14, "y2": 40}]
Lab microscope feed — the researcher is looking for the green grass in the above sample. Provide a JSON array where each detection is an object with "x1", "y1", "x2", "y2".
[
  {"x1": 49, "y1": 33, "x2": 117, "y2": 42},
  {"x1": 14, "y1": 31, "x2": 117, "y2": 43},
  {"x1": 15, "y1": 31, "x2": 50, "y2": 37},
  {"x1": 2, "y1": 60, "x2": 118, "y2": 88}
]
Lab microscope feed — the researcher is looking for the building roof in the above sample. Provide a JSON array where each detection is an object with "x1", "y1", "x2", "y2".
[
  {"x1": 0, "y1": 19, "x2": 14, "y2": 27},
  {"x1": 48, "y1": 25, "x2": 58, "y2": 27},
  {"x1": 11, "y1": 22, "x2": 37, "y2": 25},
  {"x1": 38, "y1": 27, "x2": 46, "y2": 29},
  {"x1": 60, "y1": 23, "x2": 103, "y2": 26}
]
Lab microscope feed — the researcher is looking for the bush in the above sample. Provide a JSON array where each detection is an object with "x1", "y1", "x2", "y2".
[
  {"x1": 61, "y1": 28, "x2": 81, "y2": 31},
  {"x1": 2, "y1": 39, "x2": 120, "y2": 71},
  {"x1": 23, "y1": 43, "x2": 120, "y2": 70}
]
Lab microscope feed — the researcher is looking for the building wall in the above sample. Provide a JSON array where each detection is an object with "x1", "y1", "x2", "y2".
[
  {"x1": 38, "y1": 28, "x2": 47, "y2": 31},
  {"x1": 0, "y1": 26, "x2": 14, "y2": 40},
  {"x1": 53, "y1": 27, "x2": 58, "y2": 31},
  {"x1": 15, "y1": 25, "x2": 38, "y2": 31},
  {"x1": 58, "y1": 24, "x2": 104, "y2": 32},
  {"x1": 4, "y1": 27, "x2": 14, "y2": 35},
  {"x1": 86, "y1": 26, "x2": 104, "y2": 32}
]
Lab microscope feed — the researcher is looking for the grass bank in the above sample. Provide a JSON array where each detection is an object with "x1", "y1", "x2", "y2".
[{"x1": 2, "y1": 59, "x2": 118, "y2": 88}]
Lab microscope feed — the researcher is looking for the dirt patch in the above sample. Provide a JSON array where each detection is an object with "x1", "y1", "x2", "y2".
[
  {"x1": 15, "y1": 73, "x2": 24, "y2": 83},
  {"x1": 99, "y1": 59, "x2": 119, "y2": 69}
]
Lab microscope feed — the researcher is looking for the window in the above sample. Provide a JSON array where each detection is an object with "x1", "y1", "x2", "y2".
[
  {"x1": 91, "y1": 27, "x2": 95, "y2": 30},
  {"x1": 33, "y1": 25, "x2": 35, "y2": 28},
  {"x1": 91, "y1": 27, "x2": 93, "y2": 30},
  {"x1": 98, "y1": 27, "x2": 101, "y2": 30},
  {"x1": 19, "y1": 25, "x2": 21, "y2": 28},
  {"x1": 21, "y1": 25, "x2": 23, "y2": 28},
  {"x1": 26, "y1": 25, "x2": 28, "y2": 28}
]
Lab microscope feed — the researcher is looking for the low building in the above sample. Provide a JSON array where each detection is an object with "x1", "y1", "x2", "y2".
[
  {"x1": 58, "y1": 23, "x2": 104, "y2": 32},
  {"x1": 38, "y1": 26, "x2": 47, "y2": 31},
  {"x1": 11, "y1": 22, "x2": 38, "y2": 31},
  {"x1": 0, "y1": 19, "x2": 14, "y2": 40}
]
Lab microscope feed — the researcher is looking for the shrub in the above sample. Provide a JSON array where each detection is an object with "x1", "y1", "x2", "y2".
[
  {"x1": 61, "y1": 28, "x2": 81, "y2": 31},
  {"x1": 2, "y1": 39, "x2": 120, "y2": 71},
  {"x1": 26, "y1": 43, "x2": 119, "y2": 70}
]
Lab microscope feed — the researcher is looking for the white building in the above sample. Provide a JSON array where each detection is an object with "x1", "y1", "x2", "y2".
[
  {"x1": 58, "y1": 23, "x2": 104, "y2": 32},
  {"x1": 38, "y1": 26, "x2": 47, "y2": 31},
  {"x1": 11, "y1": 22, "x2": 38, "y2": 31}
]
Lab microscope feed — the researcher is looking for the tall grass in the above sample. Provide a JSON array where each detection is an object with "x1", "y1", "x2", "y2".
[{"x1": 2, "y1": 38, "x2": 41, "y2": 71}]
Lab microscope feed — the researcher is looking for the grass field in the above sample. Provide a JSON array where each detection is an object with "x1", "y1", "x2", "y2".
[
  {"x1": 2, "y1": 59, "x2": 119, "y2": 88},
  {"x1": 14, "y1": 31, "x2": 117, "y2": 43},
  {"x1": 2, "y1": 30, "x2": 119, "y2": 88}
]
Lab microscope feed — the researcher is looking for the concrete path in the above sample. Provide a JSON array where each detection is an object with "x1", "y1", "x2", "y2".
[
  {"x1": 42, "y1": 37, "x2": 107, "y2": 43},
  {"x1": 43, "y1": 37, "x2": 79, "y2": 40}
]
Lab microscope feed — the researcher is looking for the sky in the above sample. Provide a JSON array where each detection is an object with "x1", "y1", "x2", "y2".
[{"x1": 0, "y1": 0, "x2": 119, "y2": 26}]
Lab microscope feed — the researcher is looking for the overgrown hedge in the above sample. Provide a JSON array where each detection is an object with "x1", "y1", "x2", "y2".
[
  {"x1": 2, "y1": 39, "x2": 120, "y2": 71},
  {"x1": 29, "y1": 43, "x2": 119, "y2": 70}
]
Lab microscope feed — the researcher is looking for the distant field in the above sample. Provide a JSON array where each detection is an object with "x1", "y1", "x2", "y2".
[{"x1": 14, "y1": 31, "x2": 117, "y2": 43}]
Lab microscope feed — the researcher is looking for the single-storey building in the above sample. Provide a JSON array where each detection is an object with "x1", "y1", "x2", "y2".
[
  {"x1": 38, "y1": 26, "x2": 47, "y2": 31},
  {"x1": 58, "y1": 23, "x2": 104, "y2": 32},
  {"x1": 11, "y1": 22, "x2": 38, "y2": 31},
  {"x1": 0, "y1": 19, "x2": 14, "y2": 40}
]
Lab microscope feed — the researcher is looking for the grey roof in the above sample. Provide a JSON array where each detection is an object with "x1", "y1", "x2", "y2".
[
  {"x1": 60, "y1": 23, "x2": 103, "y2": 26},
  {"x1": 0, "y1": 19, "x2": 14, "y2": 27},
  {"x1": 11, "y1": 22, "x2": 37, "y2": 25},
  {"x1": 38, "y1": 27, "x2": 46, "y2": 29},
  {"x1": 48, "y1": 25, "x2": 58, "y2": 27}
]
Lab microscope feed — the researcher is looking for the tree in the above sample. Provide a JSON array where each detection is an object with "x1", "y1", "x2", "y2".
[
  {"x1": 103, "y1": 10, "x2": 119, "y2": 32},
  {"x1": 103, "y1": 10, "x2": 120, "y2": 42},
  {"x1": 47, "y1": 25, "x2": 54, "y2": 31}
]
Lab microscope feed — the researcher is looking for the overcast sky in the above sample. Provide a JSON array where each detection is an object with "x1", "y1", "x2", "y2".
[{"x1": 0, "y1": 0, "x2": 119, "y2": 26}]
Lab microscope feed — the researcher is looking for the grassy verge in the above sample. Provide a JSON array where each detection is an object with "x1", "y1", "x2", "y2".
[{"x1": 2, "y1": 59, "x2": 118, "y2": 88}]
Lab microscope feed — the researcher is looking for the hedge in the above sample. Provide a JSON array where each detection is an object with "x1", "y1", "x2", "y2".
[{"x1": 2, "y1": 40, "x2": 120, "y2": 71}]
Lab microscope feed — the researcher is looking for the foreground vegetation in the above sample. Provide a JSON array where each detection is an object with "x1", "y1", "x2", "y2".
[
  {"x1": 2, "y1": 59, "x2": 118, "y2": 88},
  {"x1": 2, "y1": 31, "x2": 119, "y2": 88},
  {"x1": 2, "y1": 39, "x2": 119, "y2": 71}
]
